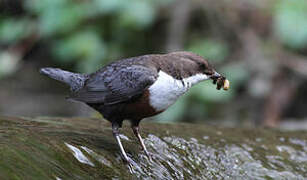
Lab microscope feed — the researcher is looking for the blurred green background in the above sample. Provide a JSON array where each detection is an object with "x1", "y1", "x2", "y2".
[{"x1": 1, "y1": 0, "x2": 307, "y2": 129}]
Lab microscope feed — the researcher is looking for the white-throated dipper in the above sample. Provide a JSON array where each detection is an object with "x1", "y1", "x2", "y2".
[{"x1": 40, "y1": 51, "x2": 229, "y2": 170}]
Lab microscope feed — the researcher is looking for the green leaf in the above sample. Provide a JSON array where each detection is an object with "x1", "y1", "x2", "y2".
[
  {"x1": 188, "y1": 39, "x2": 229, "y2": 63},
  {"x1": 76, "y1": 57, "x2": 105, "y2": 73},
  {"x1": 24, "y1": 0, "x2": 67, "y2": 14},
  {"x1": 0, "y1": 18, "x2": 33, "y2": 44},
  {"x1": 118, "y1": 1, "x2": 156, "y2": 28},
  {"x1": 38, "y1": 4, "x2": 87, "y2": 36},
  {"x1": 274, "y1": 0, "x2": 307, "y2": 49},
  {"x1": 92, "y1": 0, "x2": 128, "y2": 14},
  {"x1": 52, "y1": 29, "x2": 106, "y2": 69}
]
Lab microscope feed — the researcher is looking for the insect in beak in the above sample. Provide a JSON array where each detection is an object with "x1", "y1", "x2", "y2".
[{"x1": 210, "y1": 72, "x2": 230, "y2": 91}]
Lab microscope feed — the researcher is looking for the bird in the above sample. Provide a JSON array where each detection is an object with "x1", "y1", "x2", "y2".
[{"x1": 40, "y1": 51, "x2": 229, "y2": 171}]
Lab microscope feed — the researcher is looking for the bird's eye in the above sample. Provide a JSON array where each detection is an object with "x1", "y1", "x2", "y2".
[
  {"x1": 198, "y1": 63, "x2": 206, "y2": 70},
  {"x1": 204, "y1": 68, "x2": 214, "y2": 75}
]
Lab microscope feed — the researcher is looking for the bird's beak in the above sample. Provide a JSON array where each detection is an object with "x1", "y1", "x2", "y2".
[
  {"x1": 210, "y1": 71, "x2": 221, "y2": 83},
  {"x1": 210, "y1": 71, "x2": 221, "y2": 79},
  {"x1": 210, "y1": 71, "x2": 230, "y2": 91}
]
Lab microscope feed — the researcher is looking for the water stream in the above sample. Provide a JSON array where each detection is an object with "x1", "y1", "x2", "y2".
[{"x1": 0, "y1": 116, "x2": 306, "y2": 179}]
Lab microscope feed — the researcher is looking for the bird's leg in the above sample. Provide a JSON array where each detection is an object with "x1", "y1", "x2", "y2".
[
  {"x1": 132, "y1": 125, "x2": 151, "y2": 160},
  {"x1": 112, "y1": 123, "x2": 137, "y2": 172}
]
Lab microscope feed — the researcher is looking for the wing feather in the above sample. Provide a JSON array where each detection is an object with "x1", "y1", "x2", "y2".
[{"x1": 69, "y1": 65, "x2": 158, "y2": 105}]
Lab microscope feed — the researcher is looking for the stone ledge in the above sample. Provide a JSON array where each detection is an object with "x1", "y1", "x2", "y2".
[{"x1": 0, "y1": 116, "x2": 306, "y2": 179}]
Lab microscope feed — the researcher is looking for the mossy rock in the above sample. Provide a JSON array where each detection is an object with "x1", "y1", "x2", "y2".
[{"x1": 0, "y1": 116, "x2": 306, "y2": 179}]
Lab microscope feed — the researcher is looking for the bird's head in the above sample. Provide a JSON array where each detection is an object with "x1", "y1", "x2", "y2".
[{"x1": 171, "y1": 51, "x2": 230, "y2": 90}]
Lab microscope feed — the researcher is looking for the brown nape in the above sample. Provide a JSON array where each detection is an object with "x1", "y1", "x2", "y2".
[
  {"x1": 173, "y1": 51, "x2": 216, "y2": 76},
  {"x1": 154, "y1": 51, "x2": 215, "y2": 79}
]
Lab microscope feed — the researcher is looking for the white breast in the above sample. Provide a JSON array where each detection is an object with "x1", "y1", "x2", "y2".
[{"x1": 148, "y1": 71, "x2": 209, "y2": 111}]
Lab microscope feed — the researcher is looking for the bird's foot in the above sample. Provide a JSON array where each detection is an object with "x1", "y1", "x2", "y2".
[
  {"x1": 143, "y1": 150, "x2": 153, "y2": 162},
  {"x1": 123, "y1": 157, "x2": 140, "y2": 174}
]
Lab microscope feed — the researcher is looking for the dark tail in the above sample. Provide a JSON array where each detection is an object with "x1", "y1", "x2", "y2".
[{"x1": 40, "y1": 67, "x2": 87, "y2": 92}]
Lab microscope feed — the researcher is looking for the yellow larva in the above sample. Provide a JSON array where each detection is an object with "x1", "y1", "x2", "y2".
[{"x1": 223, "y1": 79, "x2": 230, "y2": 90}]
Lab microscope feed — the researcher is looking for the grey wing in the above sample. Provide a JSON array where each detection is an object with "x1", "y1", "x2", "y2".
[{"x1": 69, "y1": 65, "x2": 158, "y2": 105}]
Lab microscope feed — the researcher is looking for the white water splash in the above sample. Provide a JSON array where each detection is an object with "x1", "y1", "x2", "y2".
[
  {"x1": 119, "y1": 134, "x2": 130, "y2": 141},
  {"x1": 81, "y1": 146, "x2": 112, "y2": 167},
  {"x1": 65, "y1": 143, "x2": 94, "y2": 167}
]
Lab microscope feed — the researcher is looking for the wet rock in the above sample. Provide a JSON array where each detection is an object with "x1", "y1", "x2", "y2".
[{"x1": 0, "y1": 116, "x2": 306, "y2": 179}]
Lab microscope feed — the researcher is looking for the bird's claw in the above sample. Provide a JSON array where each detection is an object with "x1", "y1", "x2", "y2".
[
  {"x1": 123, "y1": 157, "x2": 140, "y2": 174},
  {"x1": 143, "y1": 150, "x2": 153, "y2": 162}
]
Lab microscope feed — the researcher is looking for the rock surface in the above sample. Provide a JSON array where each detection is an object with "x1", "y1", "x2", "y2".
[{"x1": 0, "y1": 116, "x2": 306, "y2": 179}]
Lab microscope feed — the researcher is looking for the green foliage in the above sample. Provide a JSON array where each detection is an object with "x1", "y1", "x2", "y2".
[
  {"x1": 0, "y1": 0, "x2": 290, "y2": 124},
  {"x1": 0, "y1": 18, "x2": 33, "y2": 44},
  {"x1": 16, "y1": 0, "x2": 171, "y2": 73},
  {"x1": 118, "y1": 1, "x2": 155, "y2": 28},
  {"x1": 188, "y1": 39, "x2": 229, "y2": 63},
  {"x1": 90, "y1": 0, "x2": 129, "y2": 16},
  {"x1": 25, "y1": 0, "x2": 91, "y2": 36},
  {"x1": 274, "y1": 0, "x2": 307, "y2": 49},
  {"x1": 52, "y1": 29, "x2": 106, "y2": 72},
  {"x1": 0, "y1": 0, "x2": 169, "y2": 79}
]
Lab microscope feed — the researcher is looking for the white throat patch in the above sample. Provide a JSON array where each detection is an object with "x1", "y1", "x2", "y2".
[{"x1": 148, "y1": 71, "x2": 209, "y2": 111}]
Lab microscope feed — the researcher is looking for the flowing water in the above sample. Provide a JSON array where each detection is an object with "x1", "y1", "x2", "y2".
[{"x1": 0, "y1": 116, "x2": 306, "y2": 179}]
